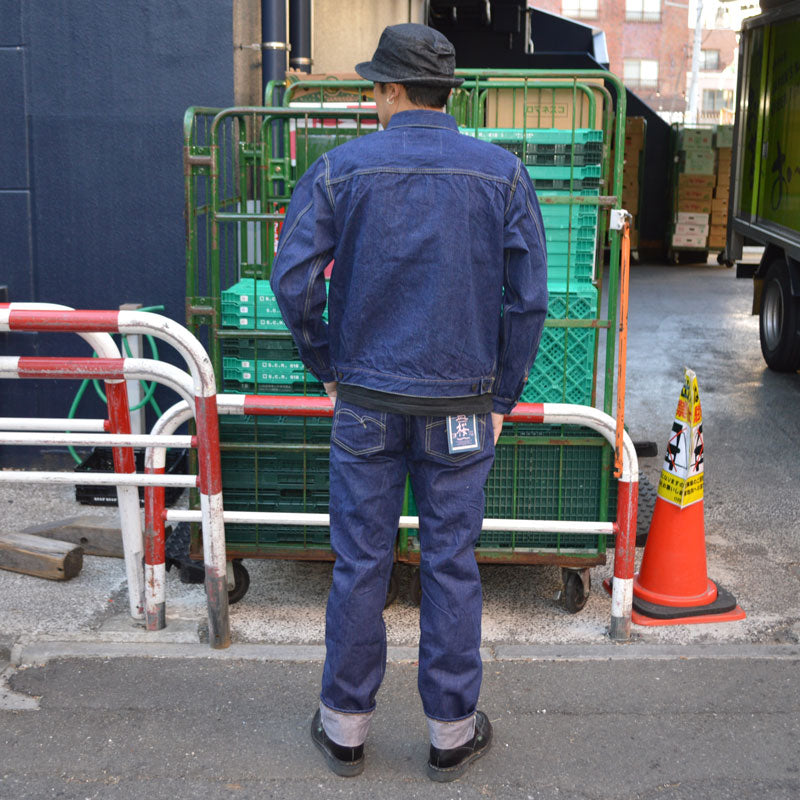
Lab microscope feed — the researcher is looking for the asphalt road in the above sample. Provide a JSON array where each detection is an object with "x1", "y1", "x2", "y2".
[{"x1": 2, "y1": 651, "x2": 799, "y2": 799}]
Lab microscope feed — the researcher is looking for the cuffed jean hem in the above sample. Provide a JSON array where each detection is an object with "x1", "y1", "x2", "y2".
[
  {"x1": 428, "y1": 713, "x2": 476, "y2": 749},
  {"x1": 320, "y1": 701, "x2": 374, "y2": 747}
]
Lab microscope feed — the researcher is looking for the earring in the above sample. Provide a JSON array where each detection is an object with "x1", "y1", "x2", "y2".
[{"x1": 387, "y1": 97, "x2": 395, "y2": 105}]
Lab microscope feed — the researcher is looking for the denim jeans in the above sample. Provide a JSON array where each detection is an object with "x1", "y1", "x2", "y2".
[{"x1": 320, "y1": 399, "x2": 496, "y2": 735}]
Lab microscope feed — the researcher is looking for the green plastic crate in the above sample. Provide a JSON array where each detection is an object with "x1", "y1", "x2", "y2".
[
  {"x1": 525, "y1": 152, "x2": 601, "y2": 167},
  {"x1": 222, "y1": 278, "x2": 256, "y2": 304},
  {"x1": 221, "y1": 313, "x2": 256, "y2": 330},
  {"x1": 219, "y1": 414, "x2": 332, "y2": 445},
  {"x1": 480, "y1": 424, "x2": 612, "y2": 552},
  {"x1": 527, "y1": 163, "x2": 601, "y2": 181},
  {"x1": 522, "y1": 327, "x2": 595, "y2": 405},
  {"x1": 221, "y1": 336, "x2": 299, "y2": 363},
  {"x1": 223, "y1": 378, "x2": 325, "y2": 395},
  {"x1": 546, "y1": 283, "x2": 597, "y2": 319},
  {"x1": 462, "y1": 127, "x2": 603, "y2": 144}
]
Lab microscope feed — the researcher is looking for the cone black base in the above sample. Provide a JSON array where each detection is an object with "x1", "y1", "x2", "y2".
[{"x1": 632, "y1": 580, "x2": 739, "y2": 621}]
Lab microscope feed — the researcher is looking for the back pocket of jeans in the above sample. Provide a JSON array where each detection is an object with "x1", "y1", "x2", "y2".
[
  {"x1": 332, "y1": 406, "x2": 387, "y2": 456},
  {"x1": 424, "y1": 416, "x2": 485, "y2": 464}
]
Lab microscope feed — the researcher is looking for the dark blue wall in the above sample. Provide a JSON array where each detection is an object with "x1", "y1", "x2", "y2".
[{"x1": 1, "y1": 1, "x2": 233, "y2": 465}]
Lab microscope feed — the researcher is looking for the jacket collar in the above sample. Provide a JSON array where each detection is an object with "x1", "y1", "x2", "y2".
[{"x1": 385, "y1": 109, "x2": 459, "y2": 132}]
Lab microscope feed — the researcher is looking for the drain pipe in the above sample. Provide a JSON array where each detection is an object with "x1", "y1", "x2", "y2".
[
  {"x1": 261, "y1": 0, "x2": 288, "y2": 100},
  {"x1": 289, "y1": 0, "x2": 312, "y2": 73}
]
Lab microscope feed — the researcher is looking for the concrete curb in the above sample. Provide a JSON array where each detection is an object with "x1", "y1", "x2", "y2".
[{"x1": 9, "y1": 639, "x2": 800, "y2": 667}]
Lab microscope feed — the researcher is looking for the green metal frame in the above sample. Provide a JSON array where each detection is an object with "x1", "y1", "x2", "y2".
[{"x1": 183, "y1": 68, "x2": 628, "y2": 566}]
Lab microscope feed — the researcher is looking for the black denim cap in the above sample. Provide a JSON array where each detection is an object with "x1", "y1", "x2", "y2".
[{"x1": 355, "y1": 23, "x2": 464, "y2": 87}]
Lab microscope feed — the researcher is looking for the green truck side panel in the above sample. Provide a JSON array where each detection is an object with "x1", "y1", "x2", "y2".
[
  {"x1": 736, "y1": 14, "x2": 800, "y2": 236},
  {"x1": 757, "y1": 18, "x2": 800, "y2": 228}
]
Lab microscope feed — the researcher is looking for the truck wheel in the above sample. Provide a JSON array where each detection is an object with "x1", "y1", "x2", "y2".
[{"x1": 759, "y1": 258, "x2": 800, "y2": 371}]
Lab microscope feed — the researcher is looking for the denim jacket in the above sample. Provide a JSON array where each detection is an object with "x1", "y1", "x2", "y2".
[{"x1": 270, "y1": 109, "x2": 548, "y2": 414}]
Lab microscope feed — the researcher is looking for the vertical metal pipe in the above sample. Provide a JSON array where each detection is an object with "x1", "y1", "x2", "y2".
[
  {"x1": 261, "y1": 0, "x2": 288, "y2": 94},
  {"x1": 289, "y1": 0, "x2": 312, "y2": 73}
]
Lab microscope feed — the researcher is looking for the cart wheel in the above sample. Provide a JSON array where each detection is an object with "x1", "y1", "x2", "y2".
[
  {"x1": 228, "y1": 560, "x2": 250, "y2": 605},
  {"x1": 562, "y1": 569, "x2": 590, "y2": 614},
  {"x1": 385, "y1": 567, "x2": 400, "y2": 609},
  {"x1": 410, "y1": 568, "x2": 422, "y2": 606},
  {"x1": 716, "y1": 250, "x2": 734, "y2": 268}
]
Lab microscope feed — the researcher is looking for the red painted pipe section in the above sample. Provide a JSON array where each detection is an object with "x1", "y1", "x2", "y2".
[
  {"x1": 16, "y1": 357, "x2": 126, "y2": 380},
  {"x1": 8, "y1": 309, "x2": 121, "y2": 333}
]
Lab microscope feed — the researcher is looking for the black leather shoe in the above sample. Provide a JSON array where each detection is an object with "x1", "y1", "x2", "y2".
[
  {"x1": 310, "y1": 709, "x2": 365, "y2": 777},
  {"x1": 427, "y1": 710, "x2": 493, "y2": 782}
]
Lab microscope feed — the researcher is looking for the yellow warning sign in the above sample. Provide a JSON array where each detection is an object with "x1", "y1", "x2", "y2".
[{"x1": 657, "y1": 369, "x2": 704, "y2": 508}]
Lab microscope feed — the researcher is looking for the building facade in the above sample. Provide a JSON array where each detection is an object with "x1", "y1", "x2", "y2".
[{"x1": 532, "y1": 0, "x2": 738, "y2": 121}]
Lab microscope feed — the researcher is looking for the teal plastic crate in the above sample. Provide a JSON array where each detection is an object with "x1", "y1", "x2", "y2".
[
  {"x1": 222, "y1": 379, "x2": 325, "y2": 395},
  {"x1": 546, "y1": 282, "x2": 598, "y2": 319},
  {"x1": 525, "y1": 152, "x2": 601, "y2": 167},
  {"x1": 221, "y1": 336, "x2": 299, "y2": 362},
  {"x1": 540, "y1": 206, "x2": 599, "y2": 230},
  {"x1": 545, "y1": 227, "x2": 596, "y2": 244},
  {"x1": 545, "y1": 239, "x2": 596, "y2": 257},
  {"x1": 221, "y1": 313, "x2": 256, "y2": 330},
  {"x1": 522, "y1": 327, "x2": 595, "y2": 405},
  {"x1": 527, "y1": 163, "x2": 601, "y2": 181},
  {"x1": 462, "y1": 128, "x2": 603, "y2": 144},
  {"x1": 526, "y1": 141, "x2": 604, "y2": 158},
  {"x1": 222, "y1": 278, "x2": 256, "y2": 304}
]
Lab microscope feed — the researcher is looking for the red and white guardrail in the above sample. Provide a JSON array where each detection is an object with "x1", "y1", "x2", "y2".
[
  {"x1": 146, "y1": 395, "x2": 639, "y2": 642},
  {"x1": 0, "y1": 303, "x2": 230, "y2": 648}
]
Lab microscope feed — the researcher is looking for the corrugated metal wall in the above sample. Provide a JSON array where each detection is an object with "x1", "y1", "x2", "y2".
[{"x1": 1, "y1": 0, "x2": 234, "y2": 465}]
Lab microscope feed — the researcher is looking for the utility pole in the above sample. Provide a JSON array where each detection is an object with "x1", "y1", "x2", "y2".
[{"x1": 687, "y1": 0, "x2": 704, "y2": 123}]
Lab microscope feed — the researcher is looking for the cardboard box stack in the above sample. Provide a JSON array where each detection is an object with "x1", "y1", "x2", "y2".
[
  {"x1": 709, "y1": 125, "x2": 733, "y2": 250},
  {"x1": 672, "y1": 128, "x2": 715, "y2": 250},
  {"x1": 621, "y1": 117, "x2": 645, "y2": 249}
]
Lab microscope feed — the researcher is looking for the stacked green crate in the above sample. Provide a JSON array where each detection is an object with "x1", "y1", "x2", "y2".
[
  {"x1": 521, "y1": 282, "x2": 597, "y2": 406},
  {"x1": 461, "y1": 128, "x2": 601, "y2": 284},
  {"x1": 218, "y1": 414, "x2": 333, "y2": 550},
  {"x1": 220, "y1": 278, "x2": 330, "y2": 550},
  {"x1": 480, "y1": 422, "x2": 614, "y2": 553},
  {"x1": 220, "y1": 278, "x2": 326, "y2": 395}
]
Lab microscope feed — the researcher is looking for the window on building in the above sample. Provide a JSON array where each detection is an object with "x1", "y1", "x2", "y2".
[
  {"x1": 562, "y1": 0, "x2": 599, "y2": 19},
  {"x1": 623, "y1": 59, "x2": 659, "y2": 89},
  {"x1": 702, "y1": 89, "x2": 726, "y2": 112},
  {"x1": 626, "y1": 0, "x2": 661, "y2": 22},
  {"x1": 700, "y1": 50, "x2": 720, "y2": 71}
]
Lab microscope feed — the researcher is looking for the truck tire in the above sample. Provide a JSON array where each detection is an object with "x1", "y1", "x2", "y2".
[{"x1": 759, "y1": 257, "x2": 800, "y2": 372}]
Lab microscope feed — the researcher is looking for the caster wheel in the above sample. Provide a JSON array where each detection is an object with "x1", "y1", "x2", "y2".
[
  {"x1": 562, "y1": 569, "x2": 590, "y2": 614},
  {"x1": 228, "y1": 560, "x2": 250, "y2": 605},
  {"x1": 410, "y1": 568, "x2": 422, "y2": 606},
  {"x1": 385, "y1": 567, "x2": 400, "y2": 608}
]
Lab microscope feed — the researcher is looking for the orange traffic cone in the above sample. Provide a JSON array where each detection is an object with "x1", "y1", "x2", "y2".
[{"x1": 631, "y1": 369, "x2": 745, "y2": 626}]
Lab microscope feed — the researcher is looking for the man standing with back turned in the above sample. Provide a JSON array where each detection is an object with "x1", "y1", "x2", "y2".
[{"x1": 271, "y1": 23, "x2": 547, "y2": 782}]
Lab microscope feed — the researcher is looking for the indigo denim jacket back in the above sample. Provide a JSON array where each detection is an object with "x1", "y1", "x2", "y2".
[{"x1": 270, "y1": 109, "x2": 548, "y2": 414}]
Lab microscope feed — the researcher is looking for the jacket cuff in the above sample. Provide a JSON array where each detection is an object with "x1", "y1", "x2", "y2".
[
  {"x1": 492, "y1": 396, "x2": 516, "y2": 415},
  {"x1": 310, "y1": 366, "x2": 337, "y2": 384}
]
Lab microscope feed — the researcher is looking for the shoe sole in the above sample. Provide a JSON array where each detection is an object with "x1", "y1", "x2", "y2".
[
  {"x1": 311, "y1": 727, "x2": 365, "y2": 777},
  {"x1": 426, "y1": 738, "x2": 492, "y2": 783}
]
